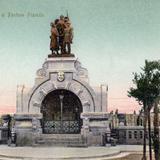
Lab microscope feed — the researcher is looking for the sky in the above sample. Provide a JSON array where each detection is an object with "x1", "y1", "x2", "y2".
[{"x1": 0, "y1": 0, "x2": 160, "y2": 114}]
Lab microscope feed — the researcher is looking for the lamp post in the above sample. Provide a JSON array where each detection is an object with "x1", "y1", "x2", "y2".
[{"x1": 59, "y1": 95, "x2": 64, "y2": 133}]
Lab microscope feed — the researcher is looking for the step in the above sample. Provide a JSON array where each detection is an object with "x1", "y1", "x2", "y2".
[
  {"x1": 38, "y1": 134, "x2": 82, "y2": 138},
  {"x1": 40, "y1": 134, "x2": 82, "y2": 138},
  {"x1": 33, "y1": 134, "x2": 87, "y2": 147}
]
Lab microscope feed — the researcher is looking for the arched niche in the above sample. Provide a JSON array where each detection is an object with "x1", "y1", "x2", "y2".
[{"x1": 41, "y1": 89, "x2": 82, "y2": 134}]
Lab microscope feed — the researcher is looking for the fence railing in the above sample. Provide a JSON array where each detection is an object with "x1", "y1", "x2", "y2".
[{"x1": 43, "y1": 120, "x2": 82, "y2": 134}]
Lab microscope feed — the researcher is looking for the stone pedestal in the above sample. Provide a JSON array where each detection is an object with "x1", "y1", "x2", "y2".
[
  {"x1": 81, "y1": 112, "x2": 111, "y2": 146},
  {"x1": 14, "y1": 113, "x2": 42, "y2": 146},
  {"x1": 15, "y1": 56, "x2": 109, "y2": 146},
  {"x1": 48, "y1": 53, "x2": 75, "y2": 58}
]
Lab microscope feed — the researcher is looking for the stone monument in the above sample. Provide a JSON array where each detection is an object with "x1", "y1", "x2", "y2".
[{"x1": 14, "y1": 15, "x2": 110, "y2": 146}]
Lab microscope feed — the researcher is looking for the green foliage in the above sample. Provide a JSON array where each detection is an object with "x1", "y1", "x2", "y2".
[
  {"x1": 128, "y1": 60, "x2": 160, "y2": 160},
  {"x1": 128, "y1": 60, "x2": 160, "y2": 108}
]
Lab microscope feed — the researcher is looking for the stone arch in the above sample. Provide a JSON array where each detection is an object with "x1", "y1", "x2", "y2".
[
  {"x1": 27, "y1": 79, "x2": 96, "y2": 114},
  {"x1": 41, "y1": 89, "x2": 83, "y2": 134}
]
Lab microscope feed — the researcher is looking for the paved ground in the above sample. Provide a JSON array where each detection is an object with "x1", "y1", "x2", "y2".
[{"x1": 0, "y1": 145, "x2": 148, "y2": 160}]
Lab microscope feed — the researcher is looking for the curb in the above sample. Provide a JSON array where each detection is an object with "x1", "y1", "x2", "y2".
[{"x1": 0, "y1": 151, "x2": 121, "y2": 160}]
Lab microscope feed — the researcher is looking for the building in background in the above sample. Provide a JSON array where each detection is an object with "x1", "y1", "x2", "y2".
[{"x1": 110, "y1": 110, "x2": 160, "y2": 145}]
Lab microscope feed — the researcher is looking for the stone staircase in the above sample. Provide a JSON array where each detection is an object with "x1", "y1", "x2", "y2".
[{"x1": 34, "y1": 134, "x2": 87, "y2": 147}]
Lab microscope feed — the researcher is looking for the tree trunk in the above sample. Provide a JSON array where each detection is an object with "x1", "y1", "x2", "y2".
[
  {"x1": 143, "y1": 104, "x2": 147, "y2": 160},
  {"x1": 153, "y1": 99, "x2": 159, "y2": 160},
  {"x1": 148, "y1": 110, "x2": 152, "y2": 160}
]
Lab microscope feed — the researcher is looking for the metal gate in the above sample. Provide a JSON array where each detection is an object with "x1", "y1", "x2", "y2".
[
  {"x1": 43, "y1": 120, "x2": 82, "y2": 134},
  {"x1": 41, "y1": 89, "x2": 82, "y2": 134}
]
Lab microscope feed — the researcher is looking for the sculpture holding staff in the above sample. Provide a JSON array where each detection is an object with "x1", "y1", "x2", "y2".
[{"x1": 63, "y1": 18, "x2": 73, "y2": 54}]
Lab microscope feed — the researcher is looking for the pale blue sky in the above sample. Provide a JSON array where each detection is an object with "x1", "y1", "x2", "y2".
[{"x1": 0, "y1": 0, "x2": 160, "y2": 113}]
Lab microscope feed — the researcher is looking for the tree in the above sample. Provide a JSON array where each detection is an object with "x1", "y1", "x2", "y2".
[
  {"x1": 128, "y1": 60, "x2": 160, "y2": 160},
  {"x1": 128, "y1": 72, "x2": 148, "y2": 160},
  {"x1": 143, "y1": 60, "x2": 160, "y2": 160},
  {"x1": 153, "y1": 97, "x2": 160, "y2": 160},
  {"x1": 149, "y1": 67, "x2": 160, "y2": 160},
  {"x1": 145, "y1": 61, "x2": 160, "y2": 160}
]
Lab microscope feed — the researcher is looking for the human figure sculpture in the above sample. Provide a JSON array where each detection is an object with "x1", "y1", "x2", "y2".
[
  {"x1": 64, "y1": 18, "x2": 73, "y2": 54},
  {"x1": 50, "y1": 22, "x2": 59, "y2": 54},
  {"x1": 56, "y1": 15, "x2": 66, "y2": 54},
  {"x1": 49, "y1": 15, "x2": 74, "y2": 55}
]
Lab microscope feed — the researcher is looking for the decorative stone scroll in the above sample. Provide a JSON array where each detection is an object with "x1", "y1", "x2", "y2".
[
  {"x1": 28, "y1": 79, "x2": 96, "y2": 113},
  {"x1": 36, "y1": 68, "x2": 46, "y2": 77},
  {"x1": 36, "y1": 62, "x2": 48, "y2": 78}
]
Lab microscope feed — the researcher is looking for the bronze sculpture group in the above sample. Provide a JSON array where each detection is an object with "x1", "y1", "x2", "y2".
[{"x1": 50, "y1": 15, "x2": 73, "y2": 55}]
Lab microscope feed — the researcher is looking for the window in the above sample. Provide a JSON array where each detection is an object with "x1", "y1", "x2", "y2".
[
  {"x1": 134, "y1": 131, "x2": 137, "y2": 139},
  {"x1": 140, "y1": 131, "x2": 143, "y2": 139},
  {"x1": 128, "y1": 131, "x2": 132, "y2": 139}
]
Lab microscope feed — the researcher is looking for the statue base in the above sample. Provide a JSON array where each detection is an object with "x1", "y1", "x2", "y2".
[{"x1": 48, "y1": 53, "x2": 75, "y2": 58}]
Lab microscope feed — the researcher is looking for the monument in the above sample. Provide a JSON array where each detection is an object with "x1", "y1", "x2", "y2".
[
  {"x1": 49, "y1": 15, "x2": 74, "y2": 56},
  {"x1": 14, "y1": 15, "x2": 110, "y2": 146}
]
